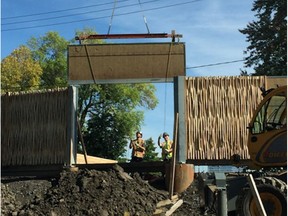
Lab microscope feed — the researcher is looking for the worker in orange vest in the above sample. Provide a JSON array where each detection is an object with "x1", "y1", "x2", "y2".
[
  {"x1": 158, "y1": 132, "x2": 173, "y2": 161},
  {"x1": 129, "y1": 131, "x2": 145, "y2": 162}
]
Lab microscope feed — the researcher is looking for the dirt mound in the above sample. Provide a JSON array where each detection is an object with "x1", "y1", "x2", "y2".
[
  {"x1": 1, "y1": 165, "x2": 168, "y2": 216},
  {"x1": 1, "y1": 165, "x2": 216, "y2": 216}
]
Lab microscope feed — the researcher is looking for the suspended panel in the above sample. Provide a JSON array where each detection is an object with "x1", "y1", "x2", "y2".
[{"x1": 68, "y1": 43, "x2": 185, "y2": 84}]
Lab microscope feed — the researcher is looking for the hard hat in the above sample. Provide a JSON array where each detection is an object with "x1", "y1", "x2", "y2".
[
  {"x1": 162, "y1": 132, "x2": 169, "y2": 138},
  {"x1": 136, "y1": 131, "x2": 143, "y2": 137}
]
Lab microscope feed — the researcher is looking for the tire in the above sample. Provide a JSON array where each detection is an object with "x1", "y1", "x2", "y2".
[{"x1": 236, "y1": 177, "x2": 287, "y2": 216}]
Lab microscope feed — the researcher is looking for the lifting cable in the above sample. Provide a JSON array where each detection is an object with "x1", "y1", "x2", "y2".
[
  {"x1": 163, "y1": 34, "x2": 175, "y2": 132},
  {"x1": 107, "y1": 0, "x2": 118, "y2": 35},
  {"x1": 137, "y1": 0, "x2": 150, "y2": 34},
  {"x1": 84, "y1": 44, "x2": 97, "y2": 84},
  {"x1": 163, "y1": 31, "x2": 179, "y2": 132},
  {"x1": 84, "y1": 0, "x2": 118, "y2": 83}
]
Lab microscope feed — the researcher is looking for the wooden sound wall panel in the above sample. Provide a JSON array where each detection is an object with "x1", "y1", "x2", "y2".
[
  {"x1": 186, "y1": 76, "x2": 266, "y2": 160},
  {"x1": 68, "y1": 43, "x2": 185, "y2": 84}
]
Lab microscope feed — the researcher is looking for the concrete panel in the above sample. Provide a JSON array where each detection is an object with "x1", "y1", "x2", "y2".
[{"x1": 68, "y1": 43, "x2": 185, "y2": 84}]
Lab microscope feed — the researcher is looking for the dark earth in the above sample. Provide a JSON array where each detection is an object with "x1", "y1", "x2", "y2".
[{"x1": 1, "y1": 165, "x2": 216, "y2": 216}]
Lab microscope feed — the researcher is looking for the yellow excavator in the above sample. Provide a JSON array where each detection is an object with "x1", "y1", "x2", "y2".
[
  {"x1": 199, "y1": 85, "x2": 287, "y2": 216},
  {"x1": 248, "y1": 85, "x2": 287, "y2": 168},
  {"x1": 236, "y1": 85, "x2": 287, "y2": 216}
]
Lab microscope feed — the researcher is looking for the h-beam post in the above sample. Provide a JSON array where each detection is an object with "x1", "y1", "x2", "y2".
[
  {"x1": 67, "y1": 86, "x2": 78, "y2": 166},
  {"x1": 174, "y1": 76, "x2": 186, "y2": 163}
]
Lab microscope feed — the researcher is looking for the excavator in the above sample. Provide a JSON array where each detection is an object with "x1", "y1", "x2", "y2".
[{"x1": 199, "y1": 85, "x2": 287, "y2": 216}]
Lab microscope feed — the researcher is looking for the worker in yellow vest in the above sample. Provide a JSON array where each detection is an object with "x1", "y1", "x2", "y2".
[
  {"x1": 158, "y1": 132, "x2": 173, "y2": 161},
  {"x1": 129, "y1": 131, "x2": 145, "y2": 162}
]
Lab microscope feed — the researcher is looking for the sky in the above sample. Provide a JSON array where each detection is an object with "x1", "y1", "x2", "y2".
[{"x1": 1, "y1": 0, "x2": 256, "y2": 159}]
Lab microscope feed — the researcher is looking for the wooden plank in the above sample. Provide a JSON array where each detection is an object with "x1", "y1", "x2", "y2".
[
  {"x1": 76, "y1": 154, "x2": 118, "y2": 164},
  {"x1": 153, "y1": 208, "x2": 166, "y2": 215},
  {"x1": 169, "y1": 113, "x2": 179, "y2": 199},
  {"x1": 156, "y1": 195, "x2": 179, "y2": 208},
  {"x1": 165, "y1": 199, "x2": 183, "y2": 216},
  {"x1": 156, "y1": 199, "x2": 172, "y2": 208}
]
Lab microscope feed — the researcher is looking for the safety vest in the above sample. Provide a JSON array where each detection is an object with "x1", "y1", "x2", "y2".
[
  {"x1": 131, "y1": 138, "x2": 145, "y2": 158},
  {"x1": 161, "y1": 140, "x2": 173, "y2": 159}
]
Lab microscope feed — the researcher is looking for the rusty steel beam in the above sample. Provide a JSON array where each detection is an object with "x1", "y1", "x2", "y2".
[{"x1": 75, "y1": 33, "x2": 183, "y2": 40}]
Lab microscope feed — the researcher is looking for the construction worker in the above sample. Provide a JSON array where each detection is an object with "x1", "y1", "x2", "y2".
[
  {"x1": 129, "y1": 131, "x2": 145, "y2": 162},
  {"x1": 158, "y1": 132, "x2": 173, "y2": 161}
]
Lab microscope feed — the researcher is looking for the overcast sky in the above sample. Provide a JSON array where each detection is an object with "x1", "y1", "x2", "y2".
[{"x1": 1, "y1": 0, "x2": 256, "y2": 159}]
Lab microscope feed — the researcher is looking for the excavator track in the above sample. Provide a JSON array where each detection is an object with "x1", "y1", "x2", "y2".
[{"x1": 236, "y1": 176, "x2": 287, "y2": 216}]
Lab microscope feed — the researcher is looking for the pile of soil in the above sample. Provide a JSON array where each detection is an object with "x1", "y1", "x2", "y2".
[{"x1": 1, "y1": 165, "x2": 215, "y2": 216}]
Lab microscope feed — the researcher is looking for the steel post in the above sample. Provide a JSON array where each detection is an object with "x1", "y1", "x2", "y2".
[
  {"x1": 174, "y1": 76, "x2": 186, "y2": 163},
  {"x1": 217, "y1": 189, "x2": 227, "y2": 216}
]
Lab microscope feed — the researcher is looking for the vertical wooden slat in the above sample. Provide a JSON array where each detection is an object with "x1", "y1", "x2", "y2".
[
  {"x1": 1, "y1": 88, "x2": 69, "y2": 166},
  {"x1": 186, "y1": 76, "x2": 267, "y2": 160}
]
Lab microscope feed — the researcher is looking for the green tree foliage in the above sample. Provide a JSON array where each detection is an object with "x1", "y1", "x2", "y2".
[
  {"x1": 240, "y1": 0, "x2": 287, "y2": 76},
  {"x1": 1, "y1": 45, "x2": 42, "y2": 92},
  {"x1": 74, "y1": 27, "x2": 104, "y2": 45},
  {"x1": 143, "y1": 137, "x2": 159, "y2": 161},
  {"x1": 27, "y1": 31, "x2": 69, "y2": 88},
  {"x1": 83, "y1": 83, "x2": 158, "y2": 160}
]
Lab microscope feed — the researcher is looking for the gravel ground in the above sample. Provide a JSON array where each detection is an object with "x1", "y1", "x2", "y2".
[{"x1": 1, "y1": 165, "x2": 216, "y2": 216}]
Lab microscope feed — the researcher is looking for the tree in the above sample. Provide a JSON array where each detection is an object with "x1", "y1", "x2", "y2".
[
  {"x1": 83, "y1": 83, "x2": 158, "y2": 160},
  {"x1": 143, "y1": 137, "x2": 159, "y2": 161},
  {"x1": 27, "y1": 32, "x2": 69, "y2": 88},
  {"x1": 240, "y1": 0, "x2": 287, "y2": 76},
  {"x1": 1, "y1": 45, "x2": 42, "y2": 92}
]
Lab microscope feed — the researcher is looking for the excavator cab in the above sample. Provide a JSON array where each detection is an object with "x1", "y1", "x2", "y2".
[{"x1": 247, "y1": 86, "x2": 287, "y2": 168}]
